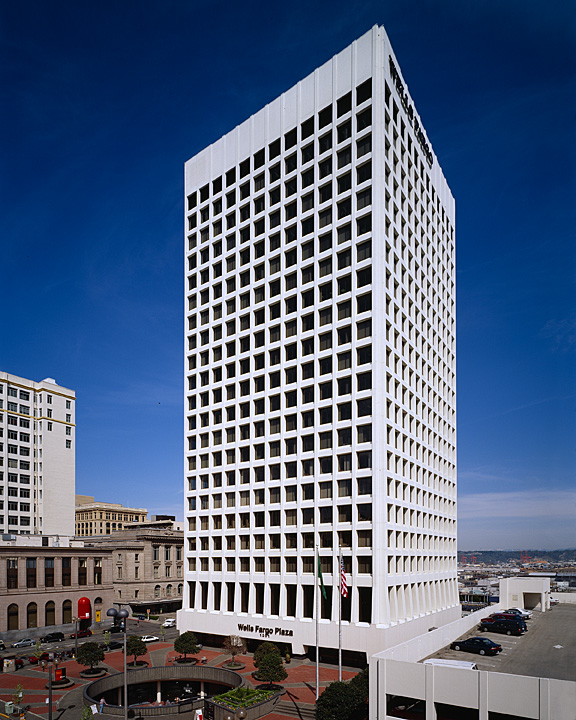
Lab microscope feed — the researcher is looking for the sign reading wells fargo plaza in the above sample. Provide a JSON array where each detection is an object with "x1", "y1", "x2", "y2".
[
  {"x1": 389, "y1": 57, "x2": 434, "y2": 167},
  {"x1": 237, "y1": 623, "x2": 294, "y2": 639}
]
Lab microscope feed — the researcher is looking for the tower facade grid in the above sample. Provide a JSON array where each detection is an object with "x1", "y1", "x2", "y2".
[{"x1": 180, "y1": 26, "x2": 458, "y2": 656}]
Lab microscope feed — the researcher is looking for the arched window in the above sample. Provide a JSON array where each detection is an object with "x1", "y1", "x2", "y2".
[
  {"x1": 62, "y1": 599, "x2": 72, "y2": 624},
  {"x1": 166, "y1": 584, "x2": 173, "y2": 596},
  {"x1": 45, "y1": 601, "x2": 55, "y2": 626},
  {"x1": 154, "y1": 585, "x2": 161, "y2": 598},
  {"x1": 7, "y1": 604, "x2": 19, "y2": 631},
  {"x1": 27, "y1": 602, "x2": 38, "y2": 629},
  {"x1": 177, "y1": 584, "x2": 183, "y2": 595},
  {"x1": 94, "y1": 597, "x2": 103, "y2": 605}
]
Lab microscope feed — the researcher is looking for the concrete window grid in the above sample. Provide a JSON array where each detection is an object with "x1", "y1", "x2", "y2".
[
  {"x1": 0, "y1": 377, "x2": 75, "y2": 535},
  {"x1": 186, "y1": 91, "x2": 382, "y2": 620},
  {"x1": 183, "y1": 30, "x2": 457, "y2": 636}
]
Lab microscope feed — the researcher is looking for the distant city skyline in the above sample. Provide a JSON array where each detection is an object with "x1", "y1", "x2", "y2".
[{"x1": 1, "y1": 0, "x2": 574, "y2": 550}]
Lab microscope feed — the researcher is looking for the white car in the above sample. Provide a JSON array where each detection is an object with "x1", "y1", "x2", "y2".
[
  {"x1": 506, "y1": 607, "x2": 532, "y2": 619},
  {"x1": 162, "y1": 619, "x2": 176, "y2": 628},
  {"x1": 140, "y1": 635, "x2": 159, "y2": 643}
]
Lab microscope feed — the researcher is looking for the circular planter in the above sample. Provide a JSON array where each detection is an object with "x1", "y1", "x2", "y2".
[
  {"x1": 254, "y1": 682, "x2": 285, "y2": 694},
  {"x1": 222, "y1": 662, "x2": 245, "y2": 670},
  {"x1": 127, "y1": 661, "x2": 148, "y2": 668},
  {"x1": 80, "y1": 669, "x2": 107, "y2": 679},
  {"x1": 173, "y1": 657, "x2": 197, "y2": 665},
  {"x1": 45, "y1": 678, "x2": 75, "y2": 689}
]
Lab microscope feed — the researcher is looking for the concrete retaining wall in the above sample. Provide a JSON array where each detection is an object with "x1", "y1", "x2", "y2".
[
  {"x1": 83, "y1": 665, "x2": 243, "y2": 715},
  {"x1": 370, "y1": 603, "x2": 504, "y2": 663}
]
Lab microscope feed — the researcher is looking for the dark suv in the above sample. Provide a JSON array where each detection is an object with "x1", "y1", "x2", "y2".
[
  {"x1": 41, "y1": 632, "x2": 64, "y2": 643},
  {"x1": 479, "y1": 618, "x2": 527, "y2": 635}
]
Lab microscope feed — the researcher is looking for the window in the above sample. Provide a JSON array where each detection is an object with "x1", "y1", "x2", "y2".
[
  {"x1": 338, "y1": 147, "x2": 351, "y2": 169},
  {"x1": 62, "y1": 557, "x2": 71, "y2": 586},
  {"x1": 7, "y1": 558, "x2": 18, "y2": 589},
  {"x1": 357, "y1": 161, "x2": 372, "y2": 184},
  {"x1": 319, "y1": 131, "x2": 332, "y2": 154},
  {"x1": 27, "y1": 602, "x2": 38, "y2": 629},
  {"x1": 357, "y1": 134, "x2": 372, "y2": 157},
  {"x1": 358, "y1": 556, "x2": 373, "y2": 574},
  {"x1": 26, "y1": 558, "x2": 37, "y2": 588}
]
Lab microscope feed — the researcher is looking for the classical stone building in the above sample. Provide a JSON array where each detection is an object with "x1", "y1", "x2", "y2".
[
  {"x1": 86, "y1": 518, "x2": 184, "y2": 615},
  {"x1": 0, "y1": 534, "x2": 113, "y2": 640},
  {"x1": 75, "y1": 494, "x2": 148, "y2": 536}
]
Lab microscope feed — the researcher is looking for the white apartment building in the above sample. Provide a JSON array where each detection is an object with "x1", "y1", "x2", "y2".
[
  {"x1": 0, "y1": 372, "x2": 75, "y2": 537},
  {"x1": 179, "y1": 26, "x2": 458, "y2": 658}
]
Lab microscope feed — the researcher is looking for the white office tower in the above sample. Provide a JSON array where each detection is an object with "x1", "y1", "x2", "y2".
[
  {"x1": 0, "y1": 372, "x2": 76, "y2": 537},
  {"x1": 180, "y1": 26, "x2": 458, "y2": 659}
]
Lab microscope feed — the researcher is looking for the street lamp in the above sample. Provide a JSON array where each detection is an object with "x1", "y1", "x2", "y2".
[
  {"x1": 41, "y1": 657, "x2": 60, "y2": 720},
  {"x1": 107, "y1": 607, "x2": 129, "y2": 720},
  {"x1": 72, "y1": 616, "x2": 79, "y2": 658}
]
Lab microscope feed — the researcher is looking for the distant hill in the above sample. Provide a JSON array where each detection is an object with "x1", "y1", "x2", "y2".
[{"x1": 458, "y1": 549, "x2": 576, "y2": 564}]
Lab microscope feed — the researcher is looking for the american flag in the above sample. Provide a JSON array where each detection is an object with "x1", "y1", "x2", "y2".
[{"x1": 340, "y1": 556, "x2": 348, "y2": 598}]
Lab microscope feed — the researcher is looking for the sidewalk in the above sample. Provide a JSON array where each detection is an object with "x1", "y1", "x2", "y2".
[{"x1": 1, "y1": 646, "x2": 360, "y2": 720}]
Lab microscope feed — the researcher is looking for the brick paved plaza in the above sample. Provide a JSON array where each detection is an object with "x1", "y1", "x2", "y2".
[{"x1": 1, "y1": 642, "x2": 360, "y2": 720}]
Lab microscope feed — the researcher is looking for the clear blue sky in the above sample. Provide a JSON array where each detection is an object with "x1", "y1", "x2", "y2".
[{"x1": 1, "y1": 0, "x2": 574, "y2": 550}]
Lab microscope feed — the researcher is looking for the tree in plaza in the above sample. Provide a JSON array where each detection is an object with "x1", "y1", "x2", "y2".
[
  {"x1": 315, "y1": 680, "x2": 366, "y2": 720},
  {"x1": 222, "y1": 635, "x2": 246, "y2": 665},
  {"x1": 253, "y1": 641, "x2": 280, "y2": 669},
  {"x1": 33, "y1": 639, "x2": 43, "y2": 661},
  {"x1": 81, "y1": 706, "x2": 94, "y2": 720},
  {"x1": 349, "y1": 666, "x2": 369, "y2": 702},
  {"x1": 255, "y1": 652, "x2": 287, "y2": 687},
  {"x1": 173, "y1": 631, "x2": 200, "y2": 660},
  {"x1": 76, "y1": 642, "x2": 105, "y2": 672},
  {"x1": 102, "y1": 631, "x2": 111, "y2": 650},
  {"x1": 12, "y1": 684, "x2": 24, "y2": 708},
  {"x1": 125, "y1": 635, "x2": 148, "y2": 666}
]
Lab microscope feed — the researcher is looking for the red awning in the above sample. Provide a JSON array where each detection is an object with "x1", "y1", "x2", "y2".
[{"x1": 78, "y1": 597, "x2": 91, "y2": 620}]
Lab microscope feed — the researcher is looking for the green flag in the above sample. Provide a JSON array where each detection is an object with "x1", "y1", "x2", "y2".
[{"x1": 318, "y1": 555, "x2": 327, "y2": 599}]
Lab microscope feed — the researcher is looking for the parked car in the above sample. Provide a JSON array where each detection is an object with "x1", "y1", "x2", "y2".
[
  {"x1": 136, "y1": 614, "x2": 146, "y2": 620},
  {"x1": 110, "y1": 625, "x2": 125, "y2": 634},
  {"x1": 479, "y1": 619, "x2": 527, "y2": 635},
  {"x1": 28, "y1": 653, "x2": 52, "y2": 664},
  {"x1": 11, "y1": 638, "x2": 35, "y2": 648},
  {"x1": 550, "y1": 598, "x2": 560, "y2": 606},
  {"x1": 70, "y1": 629, "x2": 92, "y2": 639},
  {"x1": 482, "y1": 612, "x2": 525, "y2": 622},
  {"x1": 140, "y1": 635, "x2": 159, "y2": 643},
  {"x1": 506, "y1": 608, "x2": 532, "y2": 619},
  {"x1": 0, "y1": 641, "x2": 5, "y2": 651},
  {"x1": 99, "y1": 641, "x2": 123, "y2": 651},
  {"x1": 162, "y1": 619, "x2": 176, "y2": 628},
  {"x1": 450, "y1": 637, "x2": 502, "y2": 656},
  {"x1": 41, "y1": 632, "x2": 65, "y2": 644}
]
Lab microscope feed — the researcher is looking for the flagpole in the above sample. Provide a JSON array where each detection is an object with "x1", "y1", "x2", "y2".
[
  {"x1": 338, "y1": 546, "x2": 342, "y2": 682},
  {"x1": 315, "y1": 544, "x2": 319, "y2": 700}
]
